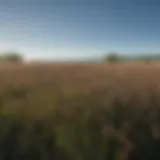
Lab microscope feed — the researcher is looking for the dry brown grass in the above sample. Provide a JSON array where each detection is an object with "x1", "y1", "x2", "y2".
[
  {"x1": 0, "y1": 62, "x2": 159, "y2": 119},
  {"x1": 0, "y1": 63, "x2": 160, "y2": 102}
]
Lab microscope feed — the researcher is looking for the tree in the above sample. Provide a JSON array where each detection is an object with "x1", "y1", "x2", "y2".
[
  {"x1": 105, "y1": 52, "x2": 120, "y2": 63},
  {"x1": 0, "y1": 52, "x2": 23, "y2": 63}
]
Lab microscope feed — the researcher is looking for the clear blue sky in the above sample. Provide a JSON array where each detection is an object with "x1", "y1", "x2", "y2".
[{"x1": 0, "y1": 0, "x2": 160, "y2": 60}]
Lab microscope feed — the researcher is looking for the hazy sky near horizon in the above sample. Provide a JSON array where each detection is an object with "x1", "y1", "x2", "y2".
[{"x1": 0, "y1": 0, "x2": 160, "y2": 60}]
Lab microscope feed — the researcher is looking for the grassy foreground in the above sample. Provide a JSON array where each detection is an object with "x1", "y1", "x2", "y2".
[{"x1": 0, "y1": 63, "x2": 160, "y2": 160}]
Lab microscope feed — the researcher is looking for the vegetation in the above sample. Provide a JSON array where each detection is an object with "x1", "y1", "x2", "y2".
[
  {"x1": 105, "y1": 52, "x2": 120, "y2": 63},
  {"x1": 0, "y1": 63, "x2": 159, "y2": 160},
  {"x1": 104, "y1": 52, "x2": 160, "y2": 64},
  {"x1": 0, "y1": 52, "x2": 23, "y2": 63}
]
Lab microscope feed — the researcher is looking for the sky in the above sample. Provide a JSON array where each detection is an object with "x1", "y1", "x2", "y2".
[{"x1": 0, "y1": 0, "x2": 160, "y2": 60}]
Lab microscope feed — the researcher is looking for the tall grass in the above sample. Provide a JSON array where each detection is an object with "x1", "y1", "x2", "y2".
[{"x1": 0, "y1": 63, "x2": 159, "y2": 160}]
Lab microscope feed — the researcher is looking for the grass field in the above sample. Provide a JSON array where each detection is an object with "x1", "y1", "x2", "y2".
[{"x1": 0, "y1": 63, "x2": 160, "y2": 160}]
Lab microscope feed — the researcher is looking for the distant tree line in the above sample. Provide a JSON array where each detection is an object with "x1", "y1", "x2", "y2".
[{"x1": 104, "y1": 52, "x2": 160, "y2": 63}]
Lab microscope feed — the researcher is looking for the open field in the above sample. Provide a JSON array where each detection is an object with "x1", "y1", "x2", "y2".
[{"x1": 0, "y1": 63, "x2": 160, "y2": 160}]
